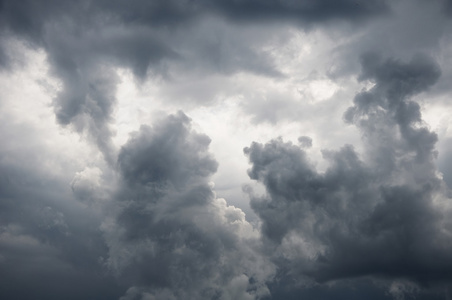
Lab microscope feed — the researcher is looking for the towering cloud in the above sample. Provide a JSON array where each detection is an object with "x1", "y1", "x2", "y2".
[
  {"x1": 2, "y1": 1, "x2": 452, "y2": 299},
  {"x1": 245, "y1": 54, "x2": 452, "y2": 297},
  {"x1": 103, "y1": 112, "x2": 273, "y2": 299}
]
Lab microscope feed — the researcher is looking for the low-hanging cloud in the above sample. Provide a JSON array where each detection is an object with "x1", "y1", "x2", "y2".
[
  {"x1": 0, "y1": 0, "x2": 391, "y2": 164},
  {"x1": 2, "y1": 1, "x2": 452, "y2": 299},
  {"x1": 244, "y1": 54, "x2": 452, "y2": 296},
  {"x1": 103, "y1": 112, "x2": 274, "y2": 299}
]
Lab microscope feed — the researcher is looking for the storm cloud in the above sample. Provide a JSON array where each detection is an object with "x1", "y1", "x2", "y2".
[
  {"x1": 0, "y1": 0, "x2": 391, "y2": 163},
  {"x1": 102, "y1": 112, "x2": 274, "y2": 299},
  {"x1": 245, "y1": 54, "x2": 452, "y2": 297},
  {"x1": 1, "y1": 0, "x2": 452, "y2": 299}
]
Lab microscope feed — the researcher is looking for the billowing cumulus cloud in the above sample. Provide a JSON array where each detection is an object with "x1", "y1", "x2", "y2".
[
  {"x1": 1, "y1": 0, "x2": 452, "y2": 299},
  {"x1": 102, "y1": 112, "x2": 274, "y2": 299},
  {"x1": 245, "y1": 54, "x2": 452, "y2": 297}
]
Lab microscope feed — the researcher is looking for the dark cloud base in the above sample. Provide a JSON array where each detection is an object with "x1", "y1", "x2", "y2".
[
  {"x1": 1, "y1": 1, "x2": 452, "y2": 299},
  {"x1": 245, "y1": 54, "x2": 452, "y2": 297}
]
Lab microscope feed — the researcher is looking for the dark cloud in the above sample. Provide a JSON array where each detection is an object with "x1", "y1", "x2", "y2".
[
  {"x1": 0, "y1": 40, "x2": 9, "y2": 69},
  {"x1": 245, "y1": 54, "x2": 452, "y2": 296},
  {"x1": 0, "y1": 0, "x2": 391, "y2": 164},
  {"x1": 117, "y1": 112, "x2": 218, "y2": 188},
  {"x1": 438, "y1": 137, "x2": 452, "y2": 189},
  {"x1": 0, "y1": 109, "x2": 274, "y2": 299},
  {"x1": 266, "y1": 277, "x2": 450, "y2": 300},
  {"x1": 103, "y1": 112, "x2": 273, "y2": 299},
  {"x1": 0, "y1": 1, "x2": 181, "y2": 164},
  {"x1": 0, "y1": 119, "x2": 125, "y2": 299},
  {"x1": 209, "y1": 0, "x2": 389, "y2": 24},
  {"x1": 2, "y1": 1, "x2": 452, "y2": 299},
  {"x1": 444, "y1": 0, "x2": 452, "y2": 14},
  {"x1": 298, "y1": 136, "x2": 313, "y2": 148}
]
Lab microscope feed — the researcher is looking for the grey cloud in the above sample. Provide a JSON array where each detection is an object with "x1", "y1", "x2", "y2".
[
  {"x1": 266, "y1": 277, "x2": 450, "y2": 300},
  {"x1": 118, "y1": 112, "x2": 218, "y2": 188},
  {"x1": 209, "y1": 0, "x2": 389, "y2": 24},
  {"x1": 438, "y1": 137, "x2": 452, "y2": 189},
  {"x1": 358, "y1": 53, "x2": 441, "y2": 99},
  {"x1": 345, "y1": 53, "x2": 440, "y2": 167},
  {"x1": 445, "y1": 0, "x2": 452, "y2": 14},
  {"x1": 2, "y1": 1, "x2": 452, "y2": 299},
  {"x1": 0, "y1": 121, "x2": 125, "y2": 299},
  {"x1": 298, "y1": 136, "x2": 313, "y2": 148},
  {"x1": 103, "y1": 112, "x2": 274, "y2": 299},
  {"x1": 236, "y1": 1, "x2": 452, "y2": 126},
  {"x1": 0, "y1": 0, "x2": 392, "y2": 165},
  {"x1": 0, "y1": 108, "x2": 274, "y2": 299},
  {"x1": 326, "y1": 0, "x2": 451, "y2": 82},
  {"x1": 0, "y1": 1, "x2": 175, "y2": 164},
  {"x1": 90, "y1": 0, "x2": 390, "y2": 27},
  {"x1": 244, "y1": 54, "x2": 452, "y2": 296},
  {"x1": 0, "y1": 96, "x2": 272, "y2": 298},
  {"x1": 50, "y1": 60, "x2": 119, "y2": 164},
  {"x1": 43, "y1": 20, "x2": 181, "y2": 163},
  {"x1": 0, "y1": 40, "x2": 10, "y2": 69}
]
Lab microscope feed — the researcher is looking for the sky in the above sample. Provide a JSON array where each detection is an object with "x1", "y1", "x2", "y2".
[{"x1": 1, "y1": 0, "x2": 452, "y2": 299}]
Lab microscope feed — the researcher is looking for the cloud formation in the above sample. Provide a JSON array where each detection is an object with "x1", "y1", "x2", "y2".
[
  {"x1": 0, "y1": 0, "x2": 391, "y2": 163},
  {"x1": 103, "y1": 112, "x2": 274, "y2": 299},
  {"x1": 245, "y1": 54, "x2": 452, "y2": 297},
  {"x1": 2, "y1": 1, "x2": 452, "y2": 299}
]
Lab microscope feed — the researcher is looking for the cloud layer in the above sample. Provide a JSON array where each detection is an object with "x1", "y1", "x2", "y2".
[
  {"x1": 1, "y1": 0, "x2": 452, "y2": 299},
  {"x1": 245, "y1": 53, "x2": 452, "y2": 298}
]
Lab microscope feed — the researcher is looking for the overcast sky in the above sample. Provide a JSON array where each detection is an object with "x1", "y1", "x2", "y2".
[{"x1": 2, "y1": 0, "x2": 452, "y2": 299}]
